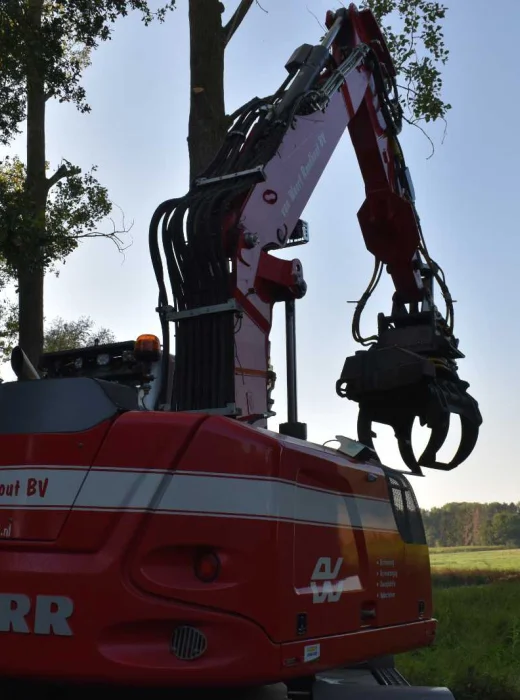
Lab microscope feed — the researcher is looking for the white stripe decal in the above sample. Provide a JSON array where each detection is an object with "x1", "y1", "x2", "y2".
[
  {"x1": 75, "y1": 470, "x2": 166, "y2": 511},
  {"x1": 156, "y1": 474, "x2": 397, "y2": 531},
  {"x1": 0, "y1": 467, "x2": 397, "y2": 532},
  {"x1": 0, "y1": 468, "x2": 87, "y2": 508}
]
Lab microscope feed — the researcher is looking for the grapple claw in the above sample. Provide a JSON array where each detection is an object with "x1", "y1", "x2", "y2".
[
  {"x1": 419, "y1": 413, "x2": 480, "y2": 471},
  {"x1": 357, "y1": 405, "x2": 376, "y2": 451},
  {"x1": 395, "y1": 418, "x2": 424, "y2": 477},
  {"x1": 417, "y1": 374, "x2": 482, "y2": 470},
  {"x1": 337, "y1": 345, "x2": 482, "y2": 476},
  {"x1": 358, "y1": 406, "x2": 424, "y2": 475},
  {"x1": 418, "y1": 415, "x2": 450, "y2": 466}
]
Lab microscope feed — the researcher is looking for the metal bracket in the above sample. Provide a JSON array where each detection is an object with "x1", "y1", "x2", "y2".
[
  {"x1": 286, "y1": 219, "x2": 310, "y2": 247},
  {"x1": 195, "y1": 165, "x2": 266, "y2": 187},
  {"x1": 334, "y1": 435, "x2": 377, "y2": 460},
  {"x1": 238, "y1": 410, "x2": 277, "y2": 424},
  {"x1": 161, "y1": 299, "x2": 242, "y2": 322},
  {"x1": 157, "y1": 403, "x2": 241, "y2": 416},
  {"x1": 183, "y1": 403, "x2": 242, "y2": 417}
]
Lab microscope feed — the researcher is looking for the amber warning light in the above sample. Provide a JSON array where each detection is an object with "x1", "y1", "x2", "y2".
[{"x1": 134, "y1": 334, "x2": 161, "y2": 363}]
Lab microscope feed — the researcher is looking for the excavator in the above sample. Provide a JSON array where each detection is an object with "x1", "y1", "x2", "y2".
[{"x1": 0, "y1": 4, "x2": 481, "y2": 699}]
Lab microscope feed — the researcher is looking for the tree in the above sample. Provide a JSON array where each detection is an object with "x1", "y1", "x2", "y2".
[
  {"x1": 187, "y1": 0, "x2": 451, "y2": 180},
  {"x1": 0, "y1": 154, "x2": 123, "y2": 273},
  {"x1": 422, "y1": 502, "x2": 520, "y2": 547},
  {"x1": 0, "y1": 309, "x2": 115, "y2": 361},
  {"x1": 0, "y1": 0, "x2": 176, "y2": 366},
  {"x1": 0, "y1": 299, "x2": 19, "y2": 362},
  {"x1": 43, "y1": 316, "x2": 115, "y2": 353},
  {"x1": 491, "y1": 512, "x2": 520, "y2": 548}
]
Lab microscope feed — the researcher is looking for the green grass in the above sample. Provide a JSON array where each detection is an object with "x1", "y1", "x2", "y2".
[
  {"x1": 430, "y1": 546, "x2": 520, "y2": 572},
  {"x1": 429, "y1": 545, "x2": 515, "y2": 554},
  {"x1": 398, "y1": 581, "x2": 520, "y2": 699},
  {"x1": 395, "y1": 548, "x2": 520, "y2": 699}
]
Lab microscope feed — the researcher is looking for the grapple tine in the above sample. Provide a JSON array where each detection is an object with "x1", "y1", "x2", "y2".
[
  {"x1": 357, "y1": 406, "x2": 376, "y2": 451},
  {"x1": 419, "y1": 415, "x2": 480, "y2": 471},
  {"x1": 418, "y1": 415, "x2": 450, "y2": 466},
  {"x1": 418, "y1": 381, "x2": 482, "y2": 470},
  {"x1": 358, "y1": 405, "x2": 425, "y2": 476},
  {"x1": 449, "y1": 415, "x2": 480, "y2": 467},
  {"x1": 395, "y1": 418, "x2": 424, "y2": 477}
]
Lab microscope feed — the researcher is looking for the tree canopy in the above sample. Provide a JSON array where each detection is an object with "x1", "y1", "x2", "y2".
[
  {"x1": 0, "y1": 0, "x2": 176, "y2": 145},
  {"x1": 43, "y1": 315, "x2": 115, "y2": 353},
  {"x1": 362, "y1": 0, "x2": 451, "y2": 126},
  {"x1": 0, "y1": 0, "x2": 176, "y2": 365},
  {"x1": 0, "y1": 155, "x2": 123, "y2": 274},
  {"x1": 0, "y1": 310, "x2": 115, "y2": 361}
]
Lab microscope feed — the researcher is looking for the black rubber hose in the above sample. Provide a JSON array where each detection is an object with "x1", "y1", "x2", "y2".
[{"x1": 148, "y1": 197, "x2": 182, "y2": 408}]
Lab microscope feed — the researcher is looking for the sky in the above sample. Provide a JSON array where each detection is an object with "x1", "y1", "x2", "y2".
[{"x1": 2, "y1": 0, "x2": 518, "y2": 510}]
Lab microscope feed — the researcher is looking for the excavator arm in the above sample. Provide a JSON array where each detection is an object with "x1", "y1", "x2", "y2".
[{"x1": 149, "y1": 3, "x2": 482, "y2": 476}]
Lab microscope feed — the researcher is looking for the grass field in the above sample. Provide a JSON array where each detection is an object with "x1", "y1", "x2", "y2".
[
  {"x1": 429, "y1": 546, "x2": 520, "y2": 572},
  {"x1": 396, "y1": 547, "x2": 520, "y2": 700},
  {"x1": 429, "y1": 545, "x2": 514, "y2": 554}
]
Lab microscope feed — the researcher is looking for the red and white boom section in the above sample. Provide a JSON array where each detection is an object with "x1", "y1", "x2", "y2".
[{"x1": 149, "y1": 3, "x2": 482, "y2": 476}]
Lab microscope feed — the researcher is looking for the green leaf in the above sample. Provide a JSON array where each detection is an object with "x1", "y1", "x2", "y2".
[{"x1": 360, "y1": 0, "x2": 451, "y2": 126}]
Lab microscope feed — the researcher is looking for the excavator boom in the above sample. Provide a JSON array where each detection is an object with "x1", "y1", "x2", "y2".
[{"x1": 149, "y1": 4, "x2": 481, "y2": 476}]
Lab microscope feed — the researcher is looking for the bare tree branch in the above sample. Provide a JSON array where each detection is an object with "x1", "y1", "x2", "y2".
[
  {"x1": 402, "y1": 113, "x2": 435, "y2": 160},
  {"x1": 76, "y1": 209, "x2": 134, "y2": 261},
  {"x1": 223, "y1": 0, "x2": 255, "y2": 47},
  {"x1": 306, "y1": 5, "x2": 326, "y2": 32},
  {"x1": 46, "y1": 163, "x2": 81, "y2": 190},
  {"x1": 440, "y1": 116, "x2": 448, "y2": 144}
]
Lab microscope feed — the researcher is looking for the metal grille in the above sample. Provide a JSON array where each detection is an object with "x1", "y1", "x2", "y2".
[
  {"x1": 171, "y1": 626, "x2": 208, "y2": 661},
  {"x1": 405, "y1": 489, "x2": 416, "y2": 512},
  {"x1": 386, "y1": 472, "x2": 427, "y2": 545},
  {"x1": 392, "y1": 487, "x2": 403, "y2": 511},
  {"x1": 373, "y1": 666, "x2": 411, "y2": 687}
]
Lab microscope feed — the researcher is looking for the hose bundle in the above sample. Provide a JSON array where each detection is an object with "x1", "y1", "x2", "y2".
[{"x1": 148, "y1": 90, "x2": 298, "y2": 412}]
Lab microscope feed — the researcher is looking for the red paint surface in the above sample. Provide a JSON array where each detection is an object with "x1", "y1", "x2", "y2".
[{"x1": 0, "y1": 411, "x2": 434, "y2": 687}]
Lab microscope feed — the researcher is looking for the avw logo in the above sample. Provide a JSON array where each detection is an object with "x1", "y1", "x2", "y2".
[{"x1": 310, "y1": 557, "x2": 344, "y2": 604}]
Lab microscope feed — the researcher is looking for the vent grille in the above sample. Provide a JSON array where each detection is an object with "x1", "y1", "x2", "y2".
[
  {"x1": 171, "y1": 626, "x2": 208, "y2": 661},
  {"x1": 386, "y1": 471, "x2": 427, "y2": 545}
]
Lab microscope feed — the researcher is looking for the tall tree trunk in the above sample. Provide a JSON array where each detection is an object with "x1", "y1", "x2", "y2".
[
  {"x1": 187, "y1": 0, "x2": 229, "y2": 181},
  {"x1": 20, "y1": 0, "x2": 46, "y2": 367},
  {"x1": 18, "y1": 267, "x2": 44, "y2": 368}
]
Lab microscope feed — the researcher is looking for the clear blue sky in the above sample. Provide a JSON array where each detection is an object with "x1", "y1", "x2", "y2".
[{"x1": 3, "y1": 0, "x2": 518, "y2": 509}]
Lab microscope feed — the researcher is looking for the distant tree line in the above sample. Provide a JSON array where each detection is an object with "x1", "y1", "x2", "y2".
[{"x1": 423, "y1": 502, "x2": 520, "y2": 548}]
